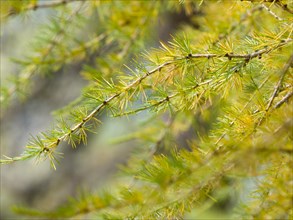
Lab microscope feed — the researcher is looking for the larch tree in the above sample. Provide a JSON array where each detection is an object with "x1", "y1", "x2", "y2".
[{"x1": 0, "y1": 0, "x2": 292, "y2": 219}]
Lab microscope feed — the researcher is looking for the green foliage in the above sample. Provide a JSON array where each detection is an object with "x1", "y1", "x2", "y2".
[{"x1": 1, "y1": 0, "x2": 292, "y2": 219}]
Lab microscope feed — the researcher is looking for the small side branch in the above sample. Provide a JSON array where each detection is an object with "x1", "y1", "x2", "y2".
[
  {"x1": 213, "y1": 5, "x2": 263, "y2": 45},
  {"x1": 4, "y1": 0, "x2": 81, "y2": 18},
  {"x1": 2, "y1": 2, "x2": 85, "y2": 106},
  {"x1": 274, "y1": 90, "x2": 293, "y2": 109},
  {"x1": 266, "y1": 54, "x2": 293, "y2": 111},
  {"x1": 261, "y1": 4, "x2": 283, "y2": 21},
  {"x1": 113, "y1": 79, "x2": 212, "y2": 117},
  {"x1": 275, "y1": 1, "x2": 293, "y2": 14},
  {"x1": 241, "y1": 0, "x2": 293, "y2": 14}
]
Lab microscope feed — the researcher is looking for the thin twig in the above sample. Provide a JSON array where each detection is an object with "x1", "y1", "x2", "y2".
[
  {"x1": 214, "y1": 75, "x2": 270, "y2": 145},
  {"x1": 27, "y1": 0, "x2": 79, "y2": 10},
  {"x1": 213, "y1": 5, "x2": 263, "y2": 45},
  {"x1": 274, "y1": 90, "x2": 293, "y2": 109},
  {"x1": 255, "y1": 54, "x2": 293, "y2": 126},
  {"x1": 261, "y1": 4, "x2": 283, "y2": 21},
  {"x1": 3, "y1": 2, "x2": 85, "y2": 103},
  {"x1": 113, "y1": 79, "x2": 212, "y2": 117},
  {"x1": 241, "y1": 0, "x2": 293, "y2": 14},
  {"x1": 275, "y1": 1, "x2": 293, "y2": 14},
  {"x1": 266, "y1": 54, "x2": 293, "y2": 111},
  {"x1": 3, "y1": 0, "x2": 81, "y2": 18}
]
